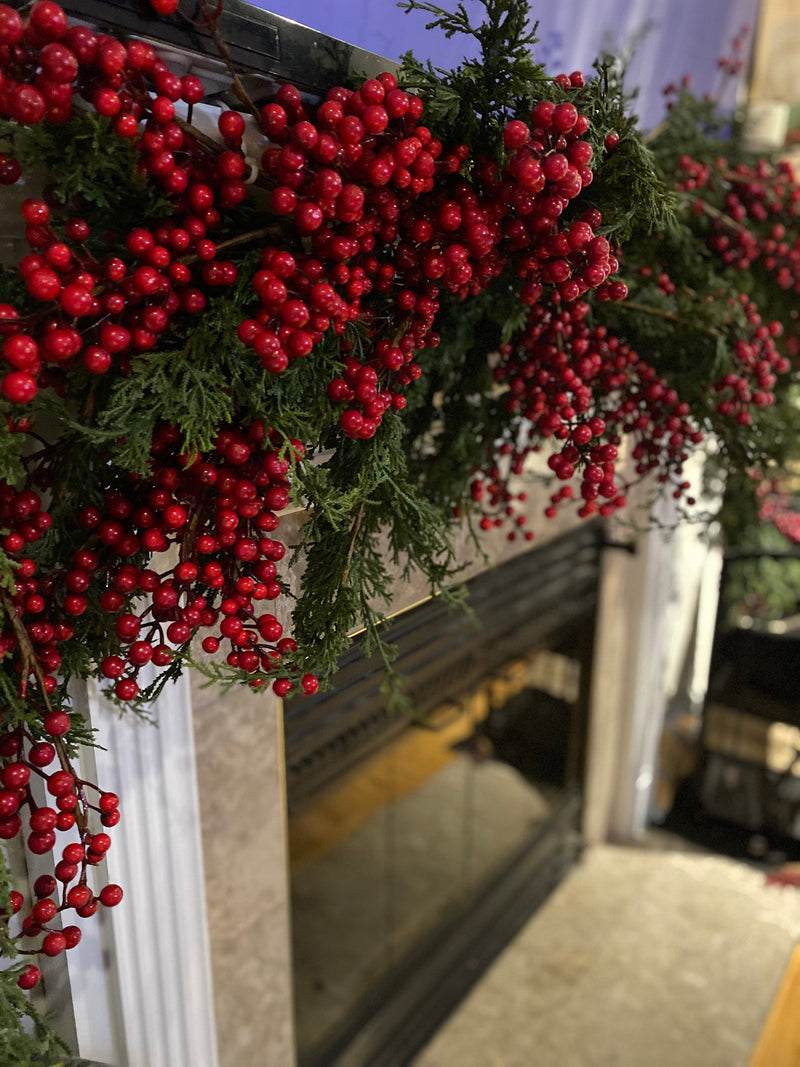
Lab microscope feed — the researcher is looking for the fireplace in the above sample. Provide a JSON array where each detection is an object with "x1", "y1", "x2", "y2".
[
  {"x1": 10, "y1": 7, "x2": 709, "y2": 1067},
  {"x1": 284, "y1": 522, "x2": 602, "y2": 1066}
]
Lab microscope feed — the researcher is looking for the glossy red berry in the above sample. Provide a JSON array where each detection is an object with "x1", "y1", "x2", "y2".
[
  {"x1": 99, "y1": 884, "x2": 124, "y2": 907},
  {"x1": 42, "y1": 930, "x2": 68, "y2": 956},
  {"x1": 17, "y1": 966, "x2": 42, "y2": 990}
]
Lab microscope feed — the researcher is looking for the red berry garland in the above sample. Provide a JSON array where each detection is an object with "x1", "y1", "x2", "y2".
[{"x1": 0, "y1": 1, "x2": 797, "y2": 1044}]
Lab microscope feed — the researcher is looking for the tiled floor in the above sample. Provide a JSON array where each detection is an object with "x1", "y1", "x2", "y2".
[{"x1": 412, "y1": 835, "x2": 800, "y2": 1067}]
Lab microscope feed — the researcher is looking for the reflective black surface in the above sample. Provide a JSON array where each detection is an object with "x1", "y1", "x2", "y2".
[{"x1": 62, "y1": 0, "x2": 396, "y2": 98}]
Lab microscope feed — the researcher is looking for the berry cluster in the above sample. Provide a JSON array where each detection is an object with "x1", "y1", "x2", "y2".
[
  {"x1": 1, "y1": 421, "x2": 315, "y2": 707},
  {"x1": 758, "y1": 483, "x2": 800, "y2": 545},
  {"x1": 0, "y1": 416, "x2": 315, "y2": 985},
  {"x1": 89, "y1": 422, "x2": 319, "y2": 698},
  {"x1": 472, "y1": 296, "x2": 704, "y2": 530},
  {"x1": 0, "y1": 0, "x2": 621, "y2": 444},
  {"x1": 0, "y1": 723, "x2": 122, "y2": 991},
  {"x1": 716, "y1": 163, "x2": 800, "y2": 293},
  {"x1": 243, "y1": 78, "x2": 624, "y2": 437},
  {"x1": 0, "y1": 0, "x2": 262, "y2": 404},
  {"x1": 496, "y1": 108, "x2": 622, "y2": 304},
  {"x1": 675, "y1": 151, "x2": 800, "y2": 304},
  {"x1": 712, "y1": 294, "x2": 789, "y2": 426}
]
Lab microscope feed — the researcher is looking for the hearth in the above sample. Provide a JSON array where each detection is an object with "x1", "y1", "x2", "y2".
[{"x1": 284, "y1": 523, "x2": 602, "y2": 1066}]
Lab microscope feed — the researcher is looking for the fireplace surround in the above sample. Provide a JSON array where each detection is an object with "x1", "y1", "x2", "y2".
[{"x1": 8, "y1": 6, "x2": 725, "y2": 1066}]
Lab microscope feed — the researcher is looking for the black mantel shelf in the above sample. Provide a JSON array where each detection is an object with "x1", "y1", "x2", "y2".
[{"x1": 61, "y1": 0, "x2": 396, "y2": 97}]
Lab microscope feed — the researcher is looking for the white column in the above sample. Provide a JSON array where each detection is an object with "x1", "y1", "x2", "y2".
[
  {"x1": 57, "y1": 673, "x2": 220, "y2": 1067},
  {"x1": 584, "y1": 478, "x2": 723, "y2": 843}
]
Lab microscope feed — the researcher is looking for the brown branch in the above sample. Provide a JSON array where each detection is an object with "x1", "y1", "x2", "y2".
[
  {"x1": 180, "y1": 224, "x2": 279, "y2": 265},
  {"x1": 171, "y1": 112, "x2": 224, "y2": 155},
  {"x1": 180, "y1": 481, "x2": 212, "y2": 564},
  {"x1": 171, "y1": 111, "x2": 272, "y2": 190},
  {"x1": 718, "y1": 168, "x2": 787, "y2": 188},
  {"x1": 197, "y1": 0, "x2": 262, "y2": 125},
  {"x1": 80, "y1": 383, "x2": 97, "y2": 426},
  {"x1": 342, "y1": 502, "x2": 367, "y2": 586},
  {"x1": 617, "y1": 299, "x2": 723, "y2": 338},
  {"x1": 677, "y1": 190, "x2": 754, "y2": 240},
  {"x1": 1, "y1": 592, "x2": 87, "y2": 834},
  {"x1": 643, "y1": 121, "x2": 667, "y2": 145}
]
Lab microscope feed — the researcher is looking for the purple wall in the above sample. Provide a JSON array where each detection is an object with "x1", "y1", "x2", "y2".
[{"x1": 247, "y1": 0, "x2": 760, "y2": 130}]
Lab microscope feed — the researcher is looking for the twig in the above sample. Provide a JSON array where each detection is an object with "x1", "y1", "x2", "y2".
[
  {"x1": 180, "y1": 224, "x2": 279, "y2": 265},
  {"x1": 197, "y1": 0, "x2": 262, "y2": 125},
  {"x1": 171, "y1": 112, "x2": 224, "y2": 155},
  {"x1": 1, "y1": 592, "x2": 88, "y2": 834},
  {"x1": 617, "y1": 299, "x2": 723, "y2": 338},
  {"x1": 678, "y1": 191, "x2": 753, "y2": 239},
  {"x1": 342, "y1": 502, "x2": 367, "y2": 585},
  {"x1": 718, "y1": 168, "x2": 788, "y2": 188},
  {"x1": 643, "y1": 121, "x2": 667, "y2": 145}
]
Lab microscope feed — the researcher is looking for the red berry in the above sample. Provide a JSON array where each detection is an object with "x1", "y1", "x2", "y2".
[
  {"x1": 28, "y1": 829, "x2": 56, "y2": 854},
  {"x1": 43, "y1": 711, "x2": 70, "y2": 736},
  {"x1": 22, "y1": 197, "x2": 49, "y2": 226},
  {"x1": 17, "y1": 966, "x2": 41, "y2": 990},
  {"x1": 0, "y1": 5, "x2": 24, "y2": 45},
  {"x1": 40, "y1": 42, "x2": 78, "y2": 83},
  {"x1": 90, "y1": 832, "x2": 111, "y2": 854},
  {"x1": 99, "y1": 883, "x2": 123, "y2": 907},
  {"x1": 32, "y1": 898, "x2": 57, "y2": 924},
  {"x1": 62, "y1": 924, "x2": 82, "y2": 949},
  {"x1": 93, "y1": 88, "x2": 121, "y2": 117},
  {"x1": 552, "y1": 102, "x2": 579, "y2": 132},
  {"x1": 218, "y1": 110, "x2": 246, "y2": 141},
  {"x1": 301, "y1": 673, "x2": 319, "y2": 695},
  {"x1": 99, "y1": 792, "x2": 119, "y2": 813},
  {"x1": 15, "y1": 85, "x2": 47, "y2": 124},
  {"x1": 29, "y1": 1, "x2": 68, "y2": 39},
  {"x1": 67, "y1": 884, "x2": 93, "y2": 909},
  {"x1": 47, "y1": 770, "x2": 74, "y2": 797},
  {"x1": 503, "y1": 119, "x2": 529, "y2": 149},
  {"x1": 0, "y1": 816, "x2": 22, "y2": 840},
  {"x1": 0, "y1": 155, "x2": 22, "y2": 184},
  {"x1": 115, "y1": 678, "x2": 139, "y2": 701},
  {"x1": 42, "y1": 930, "x2": 67, "y2": 956},
  {"x1": 1, "y1": 762, "x2": 29, "y2": 789},
  {"x1": 33, "y1": 874, "x2": 57, "y2": 898},
  {"x1": 26, "y1": 268, "x2": 60, "y2": 302},
  {"x1": 54, "y1": 859, "x2": 78, "y2": 882},
  {"x1": 29, "y1": 807, "x2": 57, "y2": 833},
  {"x1": 62, "y1": 842, "x2": 85, "y2": 864}
]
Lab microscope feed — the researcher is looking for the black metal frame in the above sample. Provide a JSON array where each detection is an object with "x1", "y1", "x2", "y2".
[
  {"x1": 61, "y1": 0, "x2": 396, "y2": 100},
  {"x1": 703, "y1": 548, "x2": 800, "y2": 722},
  {"x1": 299, "y1": 792, "x2": 582, "y2": 1067},
  {"x1": 285, "y1": 522, "x2": 603, "y2": 811},
  {"x1": 288, "y1": 525, "x2": 603, "y2": 1067},
  {"x1": 691, "y1": 547, "x2": 800, "y2": 840}
]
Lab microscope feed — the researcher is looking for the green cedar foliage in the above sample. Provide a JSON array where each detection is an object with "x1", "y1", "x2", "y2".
[
  {"x1": 0, "y1": 964, "x2": 71, "y2": 1067},
  {"x1": 398, "y1": 0, "x2": 545, "y2": 152}
]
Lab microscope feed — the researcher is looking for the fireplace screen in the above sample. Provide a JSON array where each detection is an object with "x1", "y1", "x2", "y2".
[{"x1": 284, "y1": 524, "x2": 602, "y2": 1066}]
